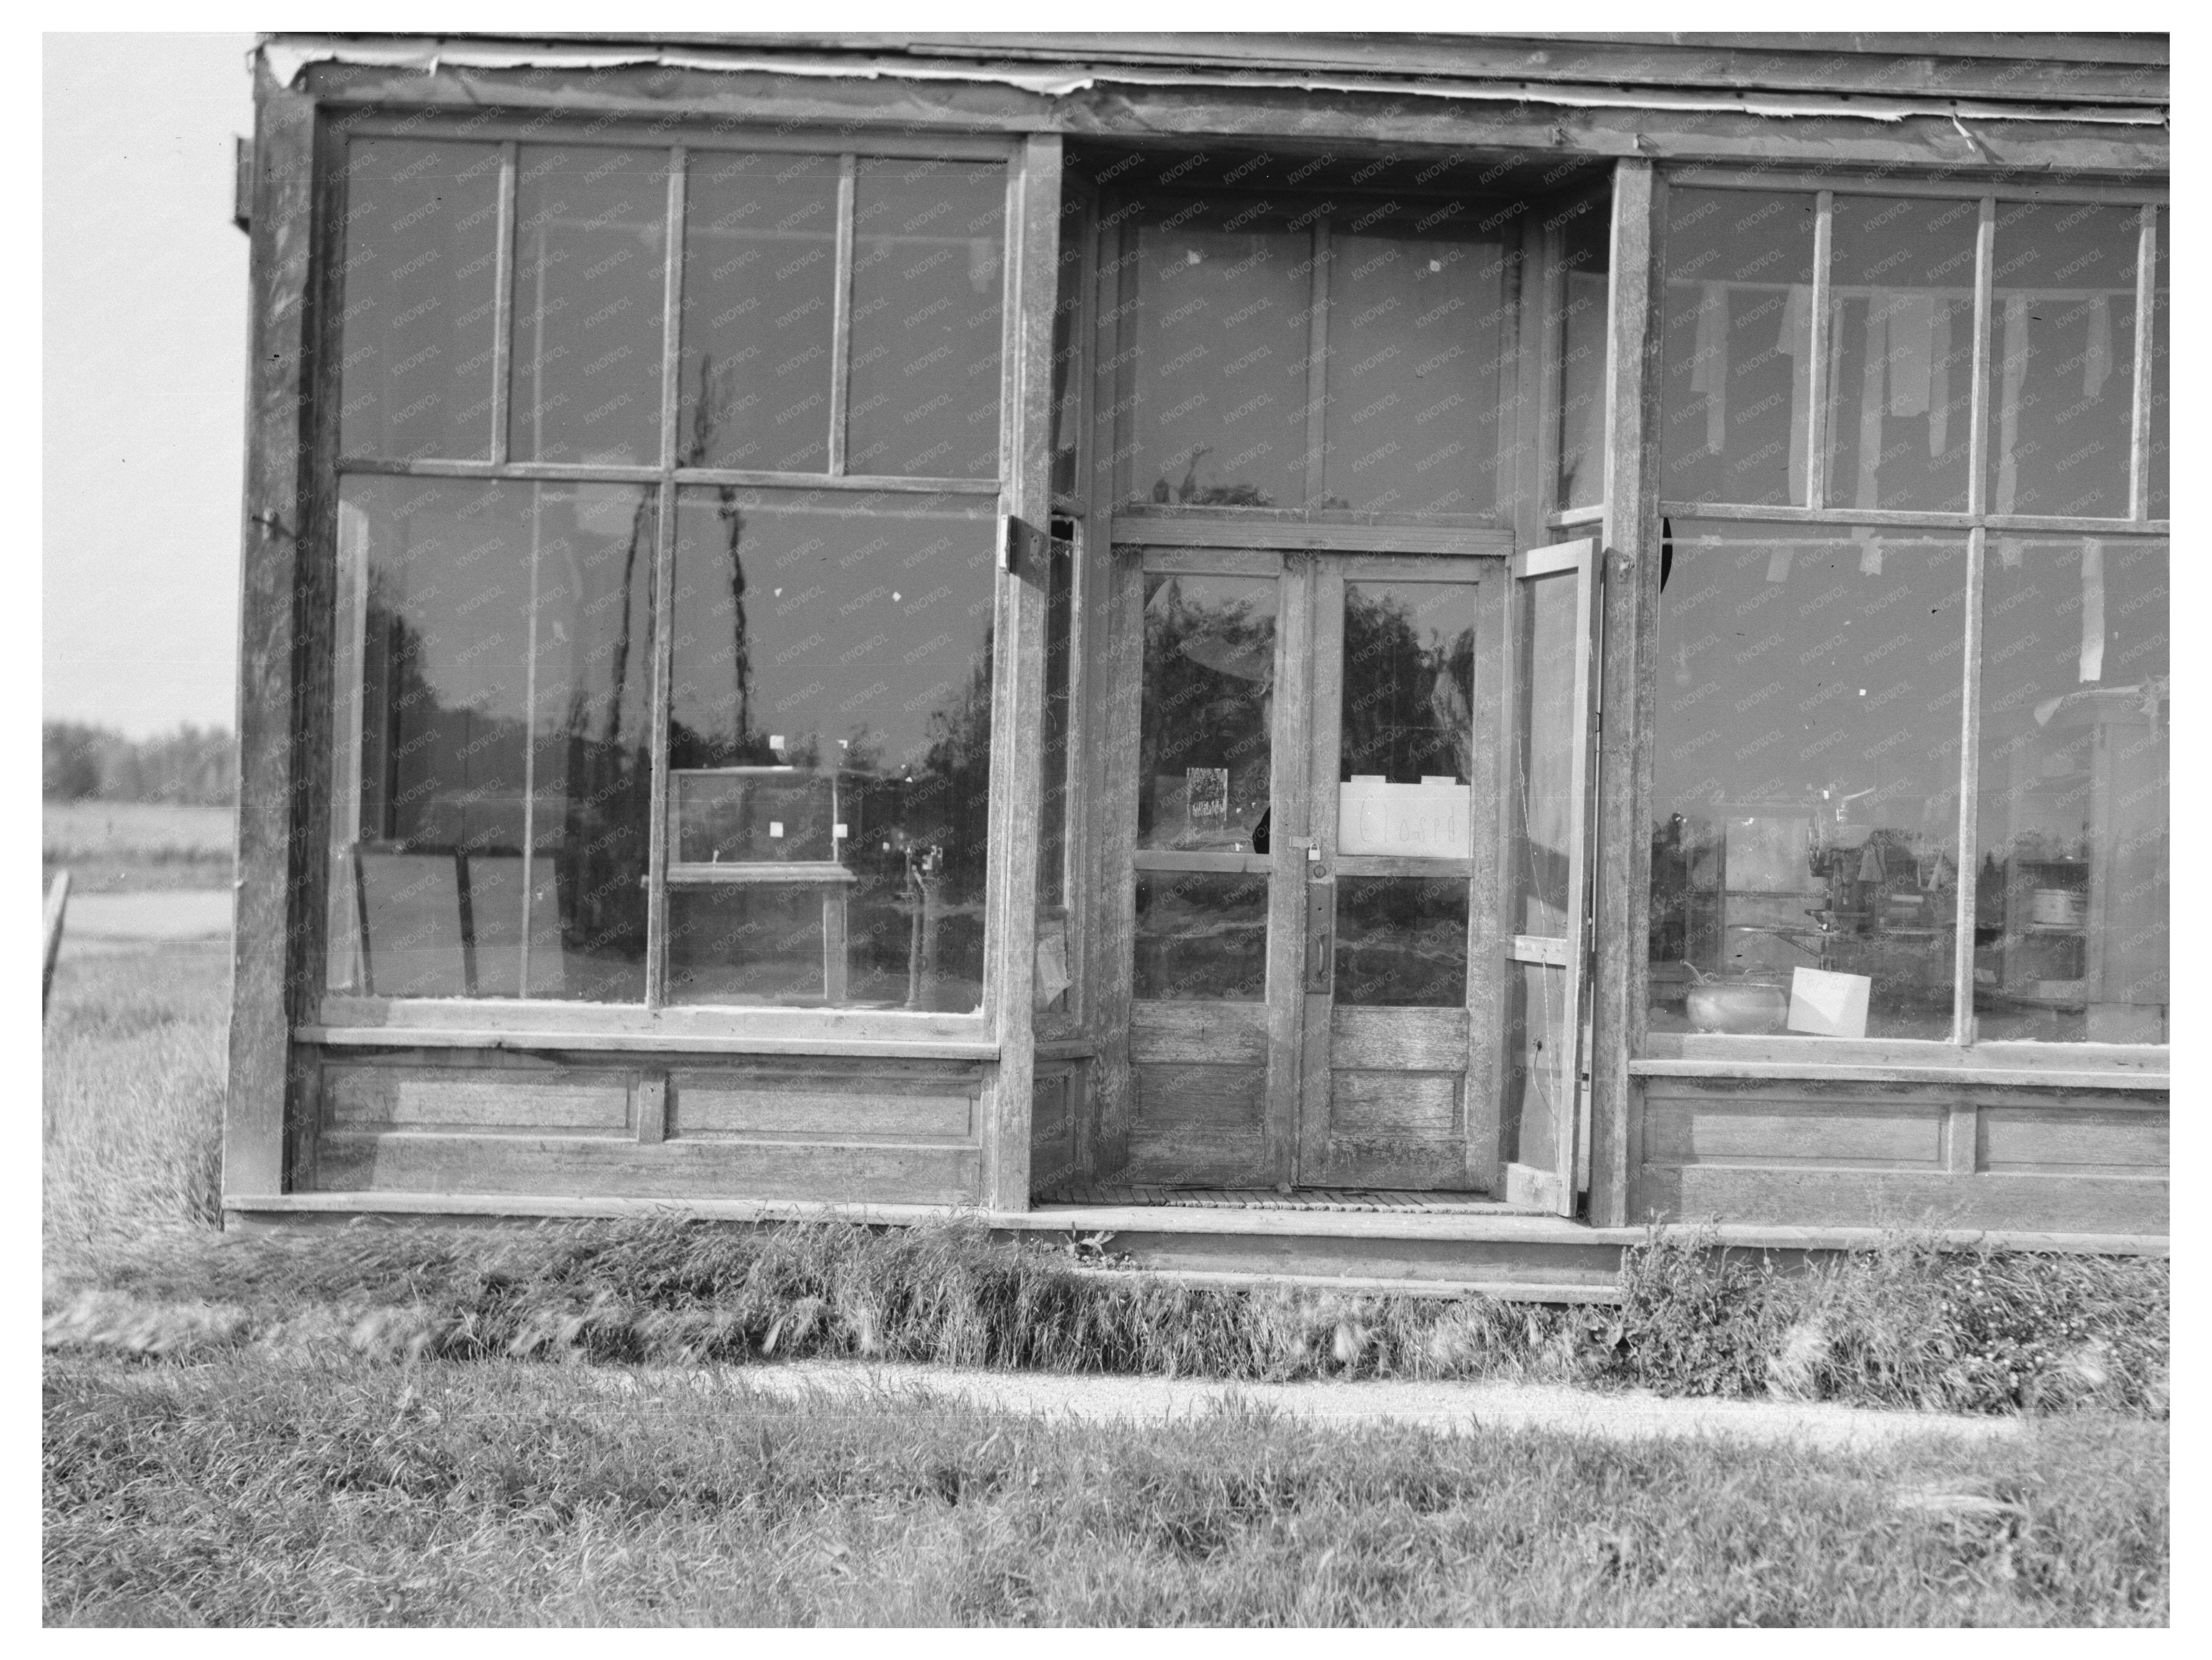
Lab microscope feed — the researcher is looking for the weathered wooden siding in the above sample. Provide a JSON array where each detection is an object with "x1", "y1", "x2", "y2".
[
  {"x1": 1634, "y1": 1077, "x2": 2167, "y2": 1233},
  {"x1": 307, "y1": 1049, "x2": 987, "y2": 1206}
]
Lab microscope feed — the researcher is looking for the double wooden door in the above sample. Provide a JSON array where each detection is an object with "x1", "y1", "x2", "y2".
[{"x1": 1116, "y1": 539, "x2": 1598, "y2": 1207}]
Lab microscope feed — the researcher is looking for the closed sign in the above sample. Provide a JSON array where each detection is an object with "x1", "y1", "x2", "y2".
[{"x1": 1338, "y1": 778, "x2": 1472, "y2": 858}]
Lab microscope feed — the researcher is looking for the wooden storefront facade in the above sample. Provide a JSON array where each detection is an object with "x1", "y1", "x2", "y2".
[{"x1": 225, "y1": 34, "x2": 2169, "y2": 1291}]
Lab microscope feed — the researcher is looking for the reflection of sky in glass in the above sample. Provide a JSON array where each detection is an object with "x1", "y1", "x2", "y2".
[
  {"x1": 510, "y1": 146, "x2": 670, "y2": 466},
  {"x1": 679, "y1": 152, "x2": 844, "y2": 473},
  {"x1": 340, "y1": 140, "x2": 504, "y2": 462},
  {"x1": 668, "y1": 490, "x2": 997, "y2": 774}
]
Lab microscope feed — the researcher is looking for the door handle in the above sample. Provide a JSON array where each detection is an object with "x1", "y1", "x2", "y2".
[{"x1": 1304, "y1": 879, "x2": 1334, "y2": 994}]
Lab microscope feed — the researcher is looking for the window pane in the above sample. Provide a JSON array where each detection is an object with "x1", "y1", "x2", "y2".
[
  {"x1": 327, "y1": 477, "x2": 656, "y2": 1003},
  {"x1": 1039, "y1": 532, "x2": 1075, "y2": 911},
  {"x1": 1973, "y1": 537, "x2": 2166, "y2": 1043},
  {"x1": 2150, "y1": 207, "x2": 2168, "y2": 520},
  {"x1": 340, "y1": 139, "x2": 503, "y2": 461},
  {"x1": 1511, "y1": 567, "x2": 1581, "y2": 937},
  {"x1": 1140, "y1": 573, "x2": 1276, "y2": 853},
  {"x1": 1135, "y1": 871, "x2": 1269, "y2": 1001},
  {"x1": 1122, "y1": 208, "x2": 1313, "y2": 509},
  {"x1": 1556, "y1": 197, "x2": 1611, "y2": 509},
  {"x1": 1321, "y1": 212, "x2": 1510, "y2": 515},
  {"x1": 677, "y1": 152, "x2": 841, "y2": 473},
  {"x1": 1823, "y1": 195, "x2": 1979, "y2": 513},
  {"x1": 1036, "y1": 532, "x2": 1075, "y2": 1017},
  {"x1": 1340, "y1": 580, "x2": 1475, "y2": 784},
  {"x1": 847, "y1": 160, "x2": 1005, "y2": 479},
  {"x1": 1986, "y1": 202, "x2": 2139, "y2": 520},
  {"x1": 1335, "y1": 876, "x2": 1468, "y2": 1007},
  {"x1": 1661, "y1": 190, "x2": 1818, "y2": 506},
  {"x1": 1648, "y1": 522, "x2": 1967, "y2": 1040},
  {"x1": 510, "y1": 146, "x2": 669, "y2": 466},
  {"x1": 1051, "y1": 211, "x2": 1085, "y2": 499},
  {"x1": 666, "y1": 489, "x2": 996, "y2": 1011}
]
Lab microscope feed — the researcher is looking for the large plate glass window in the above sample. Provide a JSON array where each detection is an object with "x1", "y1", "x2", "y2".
[
  {"x1": 663, "y1": 490, "x2": 997, "y2": 1011},
  {"x1": 327, "y1": 131, "x2": 1010, "y2": 1014},
  {"x1": 1649, "y1": 522, "x2": 1967, "y2": 1042}
]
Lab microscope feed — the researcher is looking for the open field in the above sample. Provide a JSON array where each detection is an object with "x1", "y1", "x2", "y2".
[
  {"x1": 41, "y1": 944, "x2": 2170, "y2": 1625},
  {"x1": 43, "y1": 800, "x2": 233, "y2": 894}
]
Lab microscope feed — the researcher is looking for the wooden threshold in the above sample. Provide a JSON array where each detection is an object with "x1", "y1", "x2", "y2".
[{"x1": 1042, "y1": 1184, "x2": 1531, "y2": 1216}]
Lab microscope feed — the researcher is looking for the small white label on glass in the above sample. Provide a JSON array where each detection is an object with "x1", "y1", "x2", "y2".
[{"x1": 768, "y1": 822, "x2": 785, "y2": 839}]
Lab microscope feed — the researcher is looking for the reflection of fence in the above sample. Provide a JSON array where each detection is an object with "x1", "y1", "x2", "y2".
[{"x1": 43, "y1": 869, "x2": 71, "y2": 1021}]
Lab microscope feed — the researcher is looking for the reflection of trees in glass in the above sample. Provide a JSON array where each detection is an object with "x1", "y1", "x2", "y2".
[
  {"x1": 1341, "y1": 587, "x2": 1474, "y2": 783},
  {"x1": 1139, "y1": 577, "x2": 1274, "y2": 845},
  {"x1": 359, "y1": 501, "x2": 654, "y2": 973},
  {"x1": 556, "y1": 493, "x2": 653, "y2": 962},
  {"x1": 1148, "y1": 446, "x2": 1274, "y2": 507}
]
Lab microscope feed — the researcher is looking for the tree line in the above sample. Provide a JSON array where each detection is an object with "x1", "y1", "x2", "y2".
[{"x1": 43, "y1": 721, "x2": 236, "y2": 805}]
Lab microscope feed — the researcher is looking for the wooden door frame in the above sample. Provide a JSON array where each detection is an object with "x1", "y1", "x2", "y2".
[{"x1": 1294, "y1": 552, "x2": 1508, "y2": 1192}]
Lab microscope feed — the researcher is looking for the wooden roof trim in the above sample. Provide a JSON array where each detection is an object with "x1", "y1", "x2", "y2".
[
  {"x1": 262, "y1": 36, "x2": 2168, "y2": 127},
  {"x1": 432, "y1": 31, "x2": 2174, "y2": 103}
]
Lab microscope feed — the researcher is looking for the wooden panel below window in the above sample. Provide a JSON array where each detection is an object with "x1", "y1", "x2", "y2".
[
  {"x1": 1643, "y1": 1096, "x2": 1944, "y2": 1169},
  {"x1": 1308, "y1": 1069, "x2": 1467, "y2": 1190},
  {"x1": 670, "y1": 1073, "x2": 975, "y2": 1142},
  {"x1": 1330, "y1": 1006, "x2": 1469, "y2": 1072},
  {"x1": 1124, "y1": 1062, "x2": 1268, "y2": 1185},
  {"x1": 1129, "y1": 1000, "x2": 1269, "y2": 1067},
  {"x1": 323, "y1": 1065, "x2": 634, "y2": 1134},
  {"x1": 1031, "y1": 1063, "x2": 1078, "y2": 1196},
  {"x1": 1635, "y1": 1077, "x2": 2167, "y2": 1234},
  {"x1": 1977, "y1": 1105, "x2": 2168, "y2": 1174},
  {"x1": 310, "y1": 1132, "x2": 982, "y2": 1206},
  {"x1": 1641, "y1": 1166, "x2": 2167, "y2": 1235}
]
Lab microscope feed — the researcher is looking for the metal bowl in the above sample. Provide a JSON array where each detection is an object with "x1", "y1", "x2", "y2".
[{"x1": 1685, "y1": 982, "x2": 1790, "y2": 1034}]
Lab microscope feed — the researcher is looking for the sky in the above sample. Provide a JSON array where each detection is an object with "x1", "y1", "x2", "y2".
[{"x1": 43, "y1": 32, "x2": 255, "y2": 738}]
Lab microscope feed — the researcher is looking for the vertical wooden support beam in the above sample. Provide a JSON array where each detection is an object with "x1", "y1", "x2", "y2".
[
  {"x1": 1085, "y1": 214, "x2": 1138, "y2": 1181},
  {"x1": 827, "y1": 153, "x2": 856, "y2": 477},
  {"x1": 1803, "y1": 191, "x2": 1835, "y2": 512},
  {"x1": 224, "y1": 56, "x2": 320, "y2": 1208},
  {"x1": 2128, "y1": 204, "x2": 2156, "y2": 522},
  {"x1": 980, "y1": 134, "x2": 1062, "y2": 1214},
  {"x1": 644, "y1": 148, "x2": 685, "y2": 1010},
  {"x1": 1952, "y1": 525, "x2": 1988, "y2": 1045},
  {"x1": 1586, "y1": 159, "x2": 1664, "y2": 1229}
]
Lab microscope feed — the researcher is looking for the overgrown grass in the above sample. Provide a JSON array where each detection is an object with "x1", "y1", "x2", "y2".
[
  {"x1": 44, "y1": 1211, "x2": 2169, "y2": 1416},
  {"x1": 42, "y1": 944, "x2": 229, "y2": 1258},
  {"x1": 41, "y1": 947, "x2": 2169, "y2": 1416},
  {"x1": 42, "y1": 1355, "x2": 2167, "y2": 1626}
]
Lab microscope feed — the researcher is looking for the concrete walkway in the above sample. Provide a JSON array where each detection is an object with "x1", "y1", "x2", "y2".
[
  {"x1": 56, "y1": 890, "x2": 232, "y2": 956},
  {"x1": 636, "y1": 1361, "x2": 2021, "y2": 1451}
]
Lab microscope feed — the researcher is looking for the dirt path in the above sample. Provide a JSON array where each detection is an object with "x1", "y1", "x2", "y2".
[{"x1": 630, "y1": 1361, "x2": 2022, "y2": 1450}]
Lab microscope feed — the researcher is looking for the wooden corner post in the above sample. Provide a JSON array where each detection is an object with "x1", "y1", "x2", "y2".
[
  {"x1": 223, "y1": 55, "x2": 321, "y2": 1208},
  {"x1": 980, "y1": 133, "x2": 1064, "y2": 1214},
  {"x1": 1587, "y1": 159, "x2": 1665, "y2": 1228}
]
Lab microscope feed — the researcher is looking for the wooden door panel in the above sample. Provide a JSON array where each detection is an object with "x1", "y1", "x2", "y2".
[
  {"x1": 1307, "y1": 1069, "x2": 1465, "y2": 1188},
  {"x1": 1124, "y1": 1061, "x2": 1270, "y2": 1184},
  {"x1": 1331, "y1": 1004, "x2": 1469, "y2": 1070}
]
